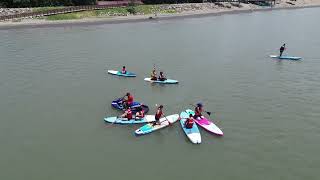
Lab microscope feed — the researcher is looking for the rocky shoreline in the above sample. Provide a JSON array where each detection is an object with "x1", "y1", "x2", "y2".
[
  {"x1": 158, "y1": 2, "x2": 247, "y2": 13},
  {"x1": 0, "y1": 1, "x2": 320, "y2": 29},
  {"x1": 0, "y1": 8, "x2": 32, "y2": 16},
  {"x1": 0, "y1": 1, "x2": 318, "y2": 18},
  {"x1": 0, "y1": 0, "x2": 319, "y2": 18}
]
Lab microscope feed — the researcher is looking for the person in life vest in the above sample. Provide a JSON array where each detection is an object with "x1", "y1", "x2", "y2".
[
  {"x1": 135, "y1": 106, "x2": 145, "y2": 119},
  {"x1": 153, "y1": 105, "x2": 164, "y2": 125},
  {"x1": 184, "y1": 114, "x2": 195, "y2": 129},
  {"x1": 120, "y1": 107, "x2": 133, "y2": 120},
  {"x1": 194, "y1": 103, "x2": 204, "y2": 119},
  {"x1": 122, "y1": 92, "x2": 134, "y2": 109},
  {"x1": 279, "y1": 44, "x2": 286, "y2": 57},
  {"x1": 121, "y1": 66, "x2": 127, "y2": 74},
  {"x1": 151, "y1": 67, "x2": 157, "y2": 80},
  {"x1": 158, "y1": 71, "x2": 167, "y2": 81}
]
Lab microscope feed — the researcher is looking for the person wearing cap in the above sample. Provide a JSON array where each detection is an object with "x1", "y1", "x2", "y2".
[
  {"x1": 194, "y1": 103, "x2": 203, "y2": 119},
  {"x1": 123, "y1": 92, "x2": 134, "y2": 109},
  {"x1": 153, "y1": 105, "x2": 164, "y2": 125}
]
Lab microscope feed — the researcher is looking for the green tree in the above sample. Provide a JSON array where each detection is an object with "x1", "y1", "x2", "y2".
[{"x1": 127, "y1": 0, "x2": 137, "y2": 14}]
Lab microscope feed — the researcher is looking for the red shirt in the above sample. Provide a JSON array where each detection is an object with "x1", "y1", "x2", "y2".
[
  {"x1": 137, "y1": 110, "x2": 145, "y2": 118},
  {"x1": 155, "y1": 109, "x2": 163, "y2": 119},
  {"x1": 127, "y1": 95, "x2": 134, "y2": 105},
  {"x1": 126, "y1": 109, "x2": 133, "y2": 119},
  {"x1": 185, "y1": 118, "x2": 194, "y2": 128}
]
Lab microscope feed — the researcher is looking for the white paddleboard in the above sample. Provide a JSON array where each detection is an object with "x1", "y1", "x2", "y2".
[{"x1": 135, "y1": 114, "x2": 179, "y2": 135}]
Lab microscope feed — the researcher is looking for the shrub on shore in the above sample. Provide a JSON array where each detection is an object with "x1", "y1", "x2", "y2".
[{"x1": 0, "y1": 0, "x2": 96, "y2": 8}]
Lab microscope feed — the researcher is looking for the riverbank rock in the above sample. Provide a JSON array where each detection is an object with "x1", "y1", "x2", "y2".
[
  {"x1": 0, "y1": 8, "x2": 32, "y2": 16},
  {"x1": 286, "y1": 1, "x2": 295, "y2": 5},
  {"x1": 231, "y1": 2, "x2": 243, "y2": 8}
]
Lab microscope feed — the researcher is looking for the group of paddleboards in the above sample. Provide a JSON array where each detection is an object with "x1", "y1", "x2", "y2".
[
  {"x1": 269, "y1": 44, "x2": 302, "y2": 60},
  {"x1": 105, "y1": 44, "x2": 300, "y2": 144},
  {"x1": 108, "y1": 66, "x2": 179, "y2": 84},
  {"x1": 105, "y1": 93, "x2": 223, "y2": 144},
  {"x1": 108, "y1": 44, "x2": 301, "y2": 81}
]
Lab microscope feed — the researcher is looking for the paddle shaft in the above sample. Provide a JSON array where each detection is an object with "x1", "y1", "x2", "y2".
[{"x1": 162, "y1": 114, "x2": 172, "y2": 125}]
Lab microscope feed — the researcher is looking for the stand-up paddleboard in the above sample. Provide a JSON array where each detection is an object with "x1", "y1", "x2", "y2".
[
  {"x1": 144, "y1": 78, "x2": 178, "y2": 84},
  {"x1": 185, "y1": 109, "x2": 223, "y2": 136},
  {"x1": 135, "y1": 114, "x2": 179, "y2": 135},
  {"x1": 111, "y1": 98, "x2": 149, "y2": 113},
  {"x1": 108, "y1": 70, "x2": 137, "y2": 77},
  {"x1": 104, "y1": 115, "x2": 156, "y2": 124},
  {"x1": 180, "y1": 111, "x2": 201, "y2": 144},
  {"x1": 270, "y1": 55, "x2": 302, "y2": 60}
]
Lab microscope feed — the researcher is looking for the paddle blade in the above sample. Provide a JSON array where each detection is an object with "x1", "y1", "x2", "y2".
[{"x1": 206, "y1": 111, "x2": 211, "y2": 116}]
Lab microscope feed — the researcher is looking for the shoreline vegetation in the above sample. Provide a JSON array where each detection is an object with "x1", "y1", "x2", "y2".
[{"x1": 1, "y1": 0, "x2": 320, "y2": 28}]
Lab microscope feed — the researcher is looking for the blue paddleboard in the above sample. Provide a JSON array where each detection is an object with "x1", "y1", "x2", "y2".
[
  {"x1": 180, "y1": 111, "x2": 201, "y2": 144},
  {"x1": 108, "y1": 70, "x2": 136, "y2": 77},
  {"x1": 144, "y1": 77, "x2": 178, "y2": 84},
  {"x1": 104, "y1": 115, "x2": 156, "y2": 124},
  {"x1": 270, "y1": 55, "x2": 302, "y2": 60}
]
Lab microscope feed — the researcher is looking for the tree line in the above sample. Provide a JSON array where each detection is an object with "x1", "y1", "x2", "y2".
[
  {"x1": 0, "y1": 0, "x2": 206, "y2": 8},
  {"x1": 143, "y1": 0, "x2": 203, "y2": 4},
  {"x1": 0, "y1": 0, "x2": 96, "y2": 8}
]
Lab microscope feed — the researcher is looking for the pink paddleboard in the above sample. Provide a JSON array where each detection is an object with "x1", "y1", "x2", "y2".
[{"x1": 186, "y1": 109, "x2": 223, "y2": 136}]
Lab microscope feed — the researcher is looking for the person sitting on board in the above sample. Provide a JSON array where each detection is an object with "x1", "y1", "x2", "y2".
[
  {"x1": 120, "y1": 107, "x2": 133, "y2": 120},
  {"x1": 151, "y1": 68, "x2": 157, "y2": 81},
  {"x1": 135, "y1": 106, "x2": 145, "y2": 119},
  {"x1": 279, "y1": 44, "x2": 286, "y2": 57},
  {"x1": 153, "y1": 105, "x2": 164, "y2": 125},
  {"x1": 184, "y1": 114, "x2": 195, "y2": 129},
  {"x1": 121, "y1": 66, "x2": 127, "y2": 74},
  {"x1": 158, "y1": 71, "x2": 167, "y2": 81},
  {"x1": 194, "y1": 103, "x2": 204, "y2": 120},
  {"x1": 122, "y1": 92, "x2": 134, "y2": 109}
]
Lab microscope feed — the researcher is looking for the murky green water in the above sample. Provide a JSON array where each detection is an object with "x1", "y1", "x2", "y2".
[{"x1": 0, "y1": 8, "x2": 320, "y2": 180}]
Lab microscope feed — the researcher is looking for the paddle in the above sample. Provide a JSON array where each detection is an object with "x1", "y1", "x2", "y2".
[
  {"x1": 105, "y1": 116, "x2": 120, "y2": 128},
  {"x1": 189, "y1": 104, "x2": 212, "y2": 116},
  {"x1": 149, "y1": 64, "x2": 157, "y2": 82},
  {"x1": 162, "y1": 113, "x2": 172, "y2": 126}
]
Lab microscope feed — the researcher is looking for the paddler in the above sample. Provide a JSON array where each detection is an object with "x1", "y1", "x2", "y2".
[
  {"x1": 121, "y1": 66, "x2": 127, "y2": 74},
  {"x1": 120, "y1": 107, "x2": 133, "y2": 120},
  {"x1": 123, "y1": 92, "x2": 134, "y2": 109},
  {"x1": 158, "y1": 71, "x2": 167, "y2": 81},
  {"x1": 151, "y1": 67, "x2": 157, "y2": 80},
  {"x1": 135, "y1": 106, "x2": 145, "y2": 119},
  {"x1": 184, "y1": 114, "x2": 195, "y2": 129},
  {"x1": 194, "y1": 103, "x2": 204, "y2": 120},
  {"x1": 279, "y1": 43, "x2": 286, "y2": 57},
  {"x1": 153, "y1": 105, "x2": 164, "y2": 125}
]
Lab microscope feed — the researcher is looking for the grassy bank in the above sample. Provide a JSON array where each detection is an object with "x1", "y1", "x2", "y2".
[
  {"x1": 32, "y1": 6, "x2": 66, "y2": 13},
  {"x1": 45, "y1": 5, "x2": 176, "y2": 21}
]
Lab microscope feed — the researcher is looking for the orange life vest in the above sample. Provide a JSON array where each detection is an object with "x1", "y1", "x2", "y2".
[{"x1": 185, "y1": 118, "x2": 194, "y2": 128}]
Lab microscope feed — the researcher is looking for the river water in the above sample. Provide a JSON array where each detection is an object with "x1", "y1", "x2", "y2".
[{"x1": 1, "y1": 8, "x2": 320, "y2": 180}]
